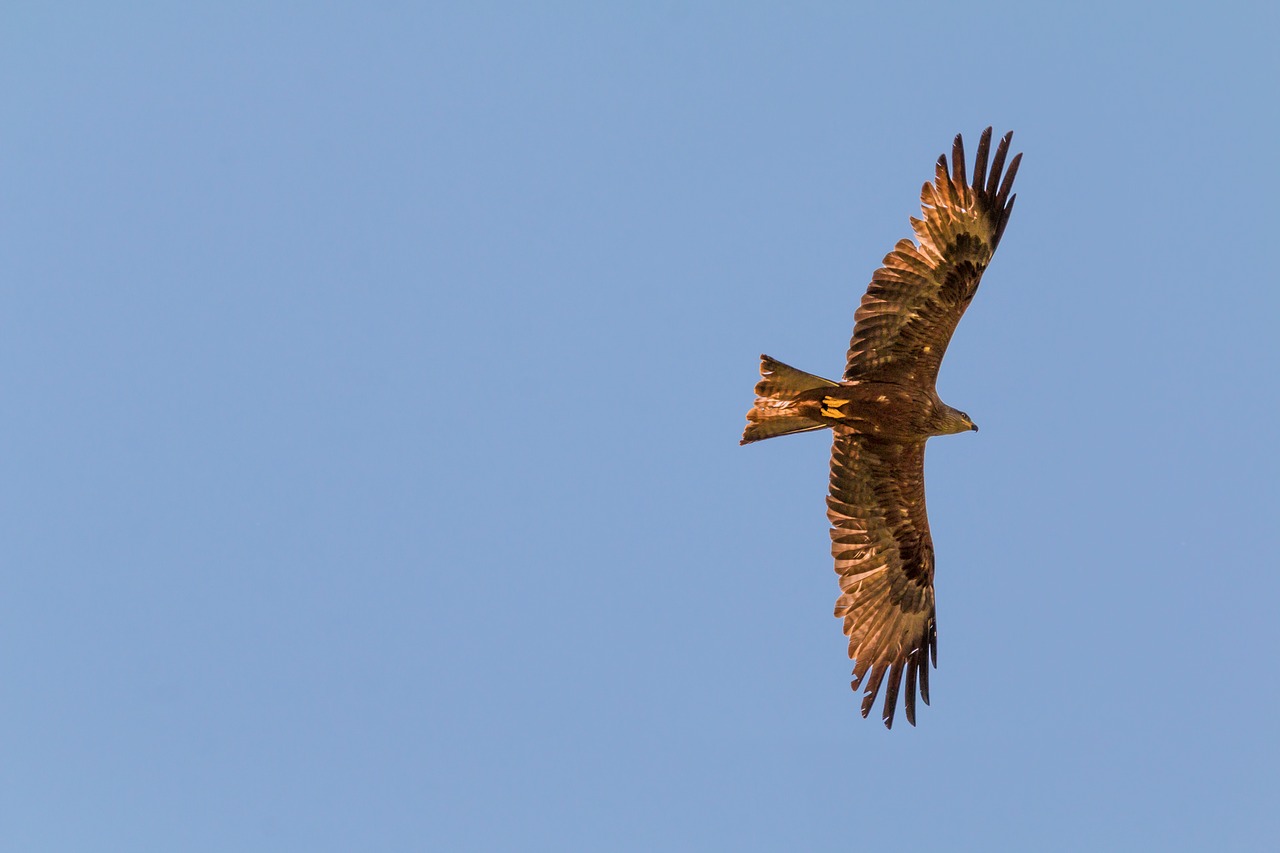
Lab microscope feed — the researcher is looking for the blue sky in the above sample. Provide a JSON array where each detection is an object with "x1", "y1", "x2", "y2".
[{"x1": 4, "y1": 3, "x2": 1278, "y2": 850}]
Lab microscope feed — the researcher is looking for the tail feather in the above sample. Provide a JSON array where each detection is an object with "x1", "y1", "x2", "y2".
[{"x1": 741, "y1": 355, "x2": 837, "y2": 445}]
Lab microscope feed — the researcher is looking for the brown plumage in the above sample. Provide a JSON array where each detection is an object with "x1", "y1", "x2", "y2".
[{"x1": 741, "y1": 128, "x2": 1021, "y2": 728}]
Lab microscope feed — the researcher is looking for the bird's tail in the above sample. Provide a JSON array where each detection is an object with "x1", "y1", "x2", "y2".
[{"x1": 741, "y1": 355, "x2": 838, "y2": 445}]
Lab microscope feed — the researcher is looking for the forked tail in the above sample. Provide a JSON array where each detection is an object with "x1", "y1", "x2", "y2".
[{"x1": 740, "y1": 355, "x2": 838, "y2": 445}]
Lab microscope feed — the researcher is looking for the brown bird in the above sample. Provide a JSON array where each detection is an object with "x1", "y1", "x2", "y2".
[{"x1": 741, "y1": 128, "x2": 1020, "y2": 728}]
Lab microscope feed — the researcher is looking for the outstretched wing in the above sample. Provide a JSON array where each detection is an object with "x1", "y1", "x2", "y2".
[
  {"x1": 827, "y1": 429, "x2": 937, "y2": 728},
  {"x1": 844, "y1": 127, "x2": 1020, "y2": 386}
]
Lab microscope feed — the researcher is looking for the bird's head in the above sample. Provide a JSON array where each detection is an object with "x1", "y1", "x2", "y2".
[{"x1": 937, "y1": 405, "x2": 979, "y2": 435}]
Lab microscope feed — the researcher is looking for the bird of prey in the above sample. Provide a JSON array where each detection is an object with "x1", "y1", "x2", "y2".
[{"x1": 741, "y1": 128, "x2": 1020, "y2": 728}]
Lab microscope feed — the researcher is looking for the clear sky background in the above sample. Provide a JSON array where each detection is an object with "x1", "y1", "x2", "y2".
[{"x1": 4, "y1": 3, "x2": 1279, "y2": 851}]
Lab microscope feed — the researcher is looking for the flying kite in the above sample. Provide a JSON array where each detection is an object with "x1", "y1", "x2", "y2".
[{"x1": 741, "y1": 128, "x2": 1021, "y2": 727}]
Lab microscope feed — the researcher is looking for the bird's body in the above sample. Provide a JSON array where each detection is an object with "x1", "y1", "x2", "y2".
[
  {"x1": 741, "y1": 128, "x2": 1020, "y2": 728},
  {"x1": 787, "y1": 379, "x2": 972, "y2": 441}
]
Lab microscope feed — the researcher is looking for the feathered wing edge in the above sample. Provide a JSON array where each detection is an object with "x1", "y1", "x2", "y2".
[
  {"x1": 828, "y1": 432, "x2": 938, "y2": 728},
  {"x1": 913, "y1": 128, "x2": 1020, "y2": 261},
  {"x1": 844, "y1": 127, "x2": 1022, "y2": 384}
]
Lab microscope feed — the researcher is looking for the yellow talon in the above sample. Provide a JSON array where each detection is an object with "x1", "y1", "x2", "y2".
[
  {"x1": 822, "y1": 396, "x2": 847, "y2": 408},
  {"x1": 822, "y1": 407, "x2": 847, "y2": 419}
]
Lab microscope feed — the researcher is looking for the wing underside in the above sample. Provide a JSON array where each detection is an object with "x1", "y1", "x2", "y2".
[
  {"x1": 844, "y1": 127, "x2": 1020, "y2": 386},
  {"x1": 827, "y1": 429, "x2": 937, "y2": 728}
]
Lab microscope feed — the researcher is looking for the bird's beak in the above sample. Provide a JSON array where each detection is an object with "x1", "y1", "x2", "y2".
[{"x1": 970, "y1": 423, "x2": 979, "y2": 432}]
